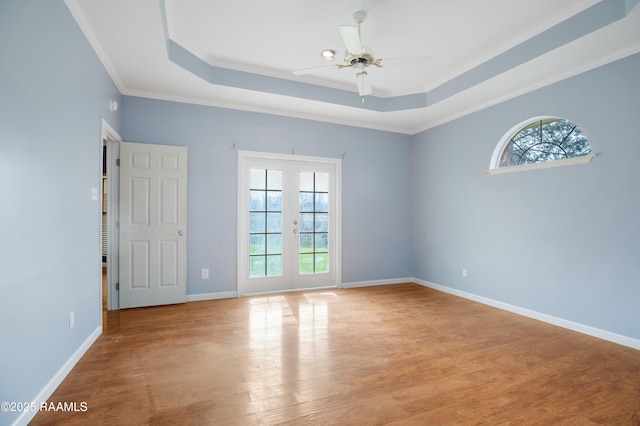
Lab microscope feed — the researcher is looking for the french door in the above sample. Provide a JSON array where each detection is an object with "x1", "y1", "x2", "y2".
[{"x1": 238, "y1": 151, "x2": 340, "y2": 295}]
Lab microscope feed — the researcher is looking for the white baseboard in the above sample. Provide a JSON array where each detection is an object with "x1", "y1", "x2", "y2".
[
  {"x1": 413, "y1": 278, "x2": 640, "y2": 351},
  {"x1": 186, "y1": 291, "x2": 238, "y2": 302},
  {"x1": 187, "y1": 279, "x2": 410, "y2": 299},
  {"x1": 341, "y1": 277, "x2": 413, "y2": 289},
  {"x1": 13, "y1": 326, "x2": 102, "y2": 426}
]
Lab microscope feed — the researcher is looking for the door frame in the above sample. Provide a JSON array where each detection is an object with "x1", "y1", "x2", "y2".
[
  {"x1": 101, "y1": 118, "x2": 122, "y2": 311},
  {"x1": 237, "y1": 150, "x2": 342, "y2": 296}
]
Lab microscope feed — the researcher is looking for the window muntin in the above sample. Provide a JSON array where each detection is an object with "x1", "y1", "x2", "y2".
[{"x1": 496, "y1": 117, "x2": 591, "y2": 168}]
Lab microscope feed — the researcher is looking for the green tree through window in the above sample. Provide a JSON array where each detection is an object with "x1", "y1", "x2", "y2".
[{"x1": 499, "y1": 118, "x2": 591, "y2": 167}]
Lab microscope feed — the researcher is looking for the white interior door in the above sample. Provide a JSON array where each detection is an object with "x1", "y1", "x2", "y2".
[
  {"x1": 119, "y1": 142, "x2": 188, "y2": 308},
  {"x1": 238, "y1": 152, "x2": 340, "y2": 295}
]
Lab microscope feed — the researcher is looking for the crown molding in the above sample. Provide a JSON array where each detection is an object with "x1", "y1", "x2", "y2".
[{"x1": 64, "y1": 0, "x2": 127, "y2": 93}]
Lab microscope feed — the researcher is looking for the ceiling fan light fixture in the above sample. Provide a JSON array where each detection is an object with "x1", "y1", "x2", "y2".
[{"x1": 321, "y1": 49, "x2": 336, "y2": 61}]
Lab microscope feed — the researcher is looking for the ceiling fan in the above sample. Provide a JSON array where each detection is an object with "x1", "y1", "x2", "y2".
[{"x1": 292, "y1": 10, "x2": 431, "y2": 100}]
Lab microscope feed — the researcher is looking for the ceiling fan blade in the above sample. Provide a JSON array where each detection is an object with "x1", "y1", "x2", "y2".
[
  {"x1": 356, "y1": 73, "x2": 372, "y2": 96},
  {"x1": 378, "y1": 56, "x2": 433, "y2": 67},
  {"x1": 292, "y1": 64, "x2": 343, "y2": 76},
  {"x1": 339, "y1": 25, "x2": 362, "y2": 55}
]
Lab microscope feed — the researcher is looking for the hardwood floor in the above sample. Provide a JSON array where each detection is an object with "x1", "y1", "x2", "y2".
[{"x1": 32, "y1": 284, "x2": 640, "y2": 425}]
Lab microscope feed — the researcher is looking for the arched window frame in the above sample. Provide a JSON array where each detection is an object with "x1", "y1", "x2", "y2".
[{"x1": 488, "y1": 116, "x2": 595, "y2": 175}]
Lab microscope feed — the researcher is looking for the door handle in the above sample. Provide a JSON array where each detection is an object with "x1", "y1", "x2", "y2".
[{"x1": 178, "y1": 229, "x2": 185, "y2": 236}]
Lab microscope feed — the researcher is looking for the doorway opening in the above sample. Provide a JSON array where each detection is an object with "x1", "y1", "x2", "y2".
[{"x1": 100, "y1": 119, "x2": 122, "y2": 320}]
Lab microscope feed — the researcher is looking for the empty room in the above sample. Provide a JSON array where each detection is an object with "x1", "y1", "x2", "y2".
[{"x1": 1, "y1": 0, "x2": 639, "y2": 425}]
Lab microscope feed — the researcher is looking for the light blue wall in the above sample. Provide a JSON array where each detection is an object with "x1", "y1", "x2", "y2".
[
  {"x1": 0, "y1": 1, "x2": 121, "y2": 423},
  {"x1": 121, "y1": 97, "x2": 413, "y2": 294},
  {"x1": 412, "y1": 52, "x2": 640, "y2": 339},
  {"x1": 2, "y1": 0, "x2": 638, "y2": 421}
]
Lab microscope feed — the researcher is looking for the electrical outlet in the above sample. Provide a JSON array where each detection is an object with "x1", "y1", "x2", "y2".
[
  {"x1": 69, "y1": 312, "x2": 75, "y2": 329},
  {"x1": 201, "y1": 268, "x2": 209, "y2": 279},
  {"x1": 462, "y1": 268, "x2": 468, "y2": 278}
]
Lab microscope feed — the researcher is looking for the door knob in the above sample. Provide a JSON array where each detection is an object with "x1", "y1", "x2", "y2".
[{"x1": 178, "y1": 229, "x2": 185, "y2": 236}]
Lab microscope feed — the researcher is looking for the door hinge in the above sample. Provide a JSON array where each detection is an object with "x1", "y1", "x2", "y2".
[
  {"x1": 115, "y1": 282, "x2": 119, "y2": 291},
  {"x1": 116, "y1": 158, "x2": 120, "y2": 167}
]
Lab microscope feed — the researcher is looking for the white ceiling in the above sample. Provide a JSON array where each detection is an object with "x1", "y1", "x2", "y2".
[{"x1": 66, "y1": 0, "x2": 640, "y2": 134}]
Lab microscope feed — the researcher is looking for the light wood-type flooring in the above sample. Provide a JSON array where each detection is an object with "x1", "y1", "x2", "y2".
[{"x1": 32, "y1": 283, "x2": 640, "y2": 425}]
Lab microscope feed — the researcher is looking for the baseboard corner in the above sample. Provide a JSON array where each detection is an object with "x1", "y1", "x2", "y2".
[{"x1": 13, "y1": 325, "x2": 102, "y2": 426}]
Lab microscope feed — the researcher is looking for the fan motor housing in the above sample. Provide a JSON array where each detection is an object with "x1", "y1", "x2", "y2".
[{"x1": 344, "y1": 46, "x2": 376, "y2": 67}]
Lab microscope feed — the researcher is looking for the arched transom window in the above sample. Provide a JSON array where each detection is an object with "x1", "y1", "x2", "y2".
[{"x1": 490, "y1": 116, "x2": 594, "y2": 174}]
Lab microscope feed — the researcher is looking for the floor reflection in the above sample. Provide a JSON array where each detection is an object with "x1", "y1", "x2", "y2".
[
  {"x1": 248, "y1": 295, "x2": 287, "y2": 351},
  {"x1": 246, "y1": 292, "x2": 335, "y2": 406}
]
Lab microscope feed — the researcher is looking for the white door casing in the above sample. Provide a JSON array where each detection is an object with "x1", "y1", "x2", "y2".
[
  {"x1": 101, "y1": 118, "x2": 121, "y2": 311},
  {"x1": 238, "y1": 151, "x2": 341, "y2": 296},
  {"x1": 119, "y1": 142, "x2": 188, "y2": 308}
]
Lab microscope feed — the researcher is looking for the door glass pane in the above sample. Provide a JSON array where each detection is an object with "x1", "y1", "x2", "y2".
[
  {"x1": 266, "y1": 191, "x2": 282, "y2": 211},
  {"x1": 267, "y1": 169, "x2": 282, "y2": 190},
  {"x1": 250, "y1": 190, "x2": 266, "y2": 211},
  {"x1": 266, "y1": 234, "x2": 282, "y2": 254},
  {"x1": 299, "y1": 193, "x2": 314, "y2": 212},
  {"x1": 298, "y1": 171, "x2": 330, "y2": 275},
  {"x1": 299, "y1": 213, "x2": 314, "y2": 232},
  {"x1": 315, "y1": 253, "x2": 328, "y2": 273},
  {"x1": 299, "y1": 234, "x2": 313, "y2": 253},
  {"x1": 299, "y1": 254, "x2": 314, "y2": 274},
  {"x1": 266, "y1": 212, "x2": 282, "y2": 233},
  {"x1": 267, "y1": 255, "x2": 282, "y2": 275},
  {"x1": 249, "y1": 168, "x2": 283, "y2": 278},
  {"x1": 250, "y1": 169, "x2": 266, "y2": 190},
  {"x1": 315, "y1": 173, "x2": 329, "y2": 192},
  {"x1": 250, "y1": 256, "x2": 265, "y2": 277},
  {"x1": 250, "y1": 234, "x2": 265, "y2": 255},
  {"x1": 249, "y1": 212, "x2": 265, "y2": 233},
  {"x1": 315, "y1": 213, "x2": 328, "y2": 232},
  {"x1": 315, "y1": 233, "x2": 328, "y2": 251},
  {"x1": 315, "y1": 193, "x2": 329, "y2": 212},
  {"x1": 299, "y1": 172, "x2": 314, "y2": 191}
]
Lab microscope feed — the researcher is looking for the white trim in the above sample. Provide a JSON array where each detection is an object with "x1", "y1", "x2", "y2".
[
  {"x1": 487, "y1": 153, "x2": 596, "y2": 175},
  {"x1": 100, "y1": 119, "x2": 122, "y2": 312},
  {"x1": 186, "y1": 291, "x2": 238, "y2": 301},
  {"x1": 237, "y1": 150, "x2": 342, "y2": 164},
  {"x1": 12, "y1": 326, "x2": 102, "y2": 426},
  {"x1": 412, "y1": 278, "x2": 640, "y2": 351},
  {"x1": 341, "y1": 278, "x2": 413, "y2": 289},
  {"x1": 100, "y1": 118, "x2": 121, "y2": 143}
]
